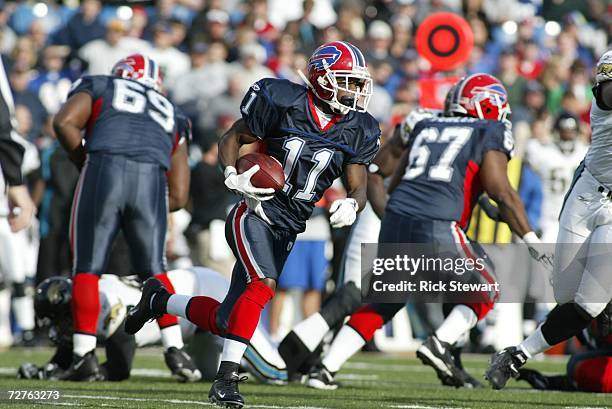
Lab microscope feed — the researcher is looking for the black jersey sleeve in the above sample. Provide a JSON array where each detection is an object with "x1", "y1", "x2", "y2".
[
  {"x1": 67, "y1": 75, "x2": 107, "y2": 100},
  {"x1": 482, "y1": 121, "x2": 514, "y2": 159},
  {"x1": 240, "y1": 78, "x2": 286, "y2": 139}
]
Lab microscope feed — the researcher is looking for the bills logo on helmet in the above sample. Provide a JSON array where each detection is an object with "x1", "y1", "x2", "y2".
[
  {"x1": 468, "y1": 84, "x2": 507, "y2": 107},
  {"x1": 309, "y1": 46, "x2": 342, "y2": 71}
]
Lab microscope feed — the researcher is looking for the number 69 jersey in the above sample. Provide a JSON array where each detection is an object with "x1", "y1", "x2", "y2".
[
  {"x1": 241, "y1": 78, "x2": 381, "y2": 233},
  {"x1": 387, "y1": 116, "x2": 513, "y2": 229},
  {"x1": 67, "y1": 75, "x2": 183, "y2": 170}
]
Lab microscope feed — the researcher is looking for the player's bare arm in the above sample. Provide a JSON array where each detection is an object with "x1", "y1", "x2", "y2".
[
  {"x1": 53, "y1": 92, "x2": 91, "y2": 169},
  {"x1": 218, "y1": 119, "x2": 259, "y2": 170},
  {"x1": 367, "y1": 126, "x2": 405, "y2": 218},
  {"x1": 479, "y1": 150, "x2": 532, "y2": 236},
  {"x1": 345, "y1": 163, "x2": 367, "y2": 211},
  {"x1": 167, "y1": 141, "x2": 190, "y2": 211}
]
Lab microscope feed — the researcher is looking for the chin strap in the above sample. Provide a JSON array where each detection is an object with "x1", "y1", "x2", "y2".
[{"x1": 296, "y1": 69, "x2": 349, "y2": 115}]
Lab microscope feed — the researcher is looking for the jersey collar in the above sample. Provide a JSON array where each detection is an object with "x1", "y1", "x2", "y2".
[{"x1": 307, "y1": 91, "x2": 342, "y2": 132}]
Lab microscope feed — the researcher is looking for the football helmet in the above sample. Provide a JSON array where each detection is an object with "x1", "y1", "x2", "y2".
[
  {"x1": 34, "y1": 277, "x2": 72, "y2": 323},
  {"x1": 593, "y1": 50, "x2": 612, "y2": 110},
  {"x1": 299, "y1": 41, "x2": 373, "y2": 114},
  {"x1": 446, "y1": 73, "x2": 511, "y2": 121},
  {"x1": 112, "y1": 54, "x2": 163, "y2": 91}
]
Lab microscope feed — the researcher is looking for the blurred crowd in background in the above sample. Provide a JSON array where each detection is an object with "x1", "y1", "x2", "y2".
[{"x1": 0, "y1": 0, "x2": 610, "y2": 349}]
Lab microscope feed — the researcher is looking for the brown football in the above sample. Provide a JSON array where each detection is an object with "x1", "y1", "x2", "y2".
[{"x1": 236, "y1": 153, "x2": 285, "y2": 192}]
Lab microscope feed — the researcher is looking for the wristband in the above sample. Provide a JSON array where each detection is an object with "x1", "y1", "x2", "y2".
[
  {"x1": 224, "y1": 166, "x2": 237, "y2": 179},
  {"x1": 522, "y1": 231, "x2": 540, "y2": 245}
]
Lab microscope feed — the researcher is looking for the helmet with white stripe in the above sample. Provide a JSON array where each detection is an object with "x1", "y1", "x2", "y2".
[
  {"x1": 112, "y1": 54, "x2": 163, "y2": 92},
  {"x1": 595, "y1": 50, "x2": 612, "y2": 85},
  {"x1": 300, "y1": 41, "x2": 373, "y2": 115}
]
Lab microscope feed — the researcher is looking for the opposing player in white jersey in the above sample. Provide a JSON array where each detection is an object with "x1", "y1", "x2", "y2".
[
  {"x1": 486, "y1": 50, "x2": 612, "y2": 389},
  {"x1": 0, "y1": 133, "x2": 39, "y2": 345},
  {"x1": 20, "y1": 267, "x2": 287, "y2": 384},
  {"x1": 525, "y1": 111, "x2": 588, "y2": 242}
]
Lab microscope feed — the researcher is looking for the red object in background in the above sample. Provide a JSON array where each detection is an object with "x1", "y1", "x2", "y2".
[
  {"x1": 415, "y1": 12, "x2": 474, "y2": 71},
  {"x1": 419, "y1": 76, "x2": 459, "y2": 109},
  {"x1": 237, "y1": 153, "x2": 285, "y2": 192}
]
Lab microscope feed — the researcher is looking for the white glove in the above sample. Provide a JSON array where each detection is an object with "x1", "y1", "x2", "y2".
[
  {"x1": 224, "y1": 165, "x2": 275, "y2": 201},
  {"x1": 329, "y1": 198, "x2": 358, "y2": 228},
  {"x1": 523, "y1": 232, "x2": 554, "y2": 272}
]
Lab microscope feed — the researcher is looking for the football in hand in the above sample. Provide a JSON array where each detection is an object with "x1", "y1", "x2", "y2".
[{"x1": 237, "y1": 153, "x2": 285, "y2": 192}]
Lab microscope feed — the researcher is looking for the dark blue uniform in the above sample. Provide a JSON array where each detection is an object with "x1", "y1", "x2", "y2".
[
  {"x1": 68, "y1": 75, "x2": 186, "y2": 277},
  {"x1": 387, "y1": 116, "x2": 513, "y2": 230},
  {"x1": 225, "y1": 78, "x2": 380, "y2": 286},
  {"x1": 367, "y1": 116, "x2": 513, "y2": 322}
]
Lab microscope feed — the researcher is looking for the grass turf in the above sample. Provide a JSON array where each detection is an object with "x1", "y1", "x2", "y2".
[{"x1": 0, "y1": 347, "x2": 609, "y2": 409}]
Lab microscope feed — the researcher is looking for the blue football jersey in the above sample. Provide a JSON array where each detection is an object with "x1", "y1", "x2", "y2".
[
  {"x1": 68, "y1": 75, "x2": 182, "y2": 170},
  {"x1": 241, "y1": 78, "x2": 381, "y2": 233},
  {"x1": 386, "y1": 116, "x2": 514, "y2": 229}
]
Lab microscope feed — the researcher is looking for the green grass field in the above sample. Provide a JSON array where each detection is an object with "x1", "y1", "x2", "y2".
[{"x1": 0, "y1": 347, "x2": 609, "y2": 409}]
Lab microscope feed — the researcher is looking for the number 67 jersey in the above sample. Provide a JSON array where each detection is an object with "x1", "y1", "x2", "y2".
[
  {"x1": 68, "y1": 75, "x2": 183, "y2": 170},
  {"x1": 387, "y1": 116, "x2": 513, "y2": 229},
  {"x1": 241, "y1": 78, "x2": 381, "y2": 233}
]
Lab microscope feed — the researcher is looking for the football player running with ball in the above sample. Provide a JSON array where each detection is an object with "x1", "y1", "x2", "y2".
[
  {"x1": 485, "y1": 51, "x2": 612, "y2": 389},
  {"x1": 126, "y1": 41, "x2": 381, "y2": 408}
]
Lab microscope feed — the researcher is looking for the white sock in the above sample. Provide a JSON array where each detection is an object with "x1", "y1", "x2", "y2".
[
  {"x1": 13, "y1": 295, "x2": 35, "y2": 331},
  {"x1": 160, "y1": 324, "x2": 184, "y2": 350},
  {"x1": 166, "y1": 294, "x2": 191, "y2": 319},
  {"x1": 321, "y1": 325, "x2": 365, "y2": 373},
  {"x1": 293, "y1": 312, "x2": 330, "y2": 352},
  {"x1": 73, "y1": 333, "x2": 97, "y2": 357},
  {"x1": 221, "y1": 338, "x2": 248, "y2": 364},
  {"x1": 0, "y1": 288, "x2": 13, "y2": 347},
  {"x1": 518, "y1": 325, "x2": 550, "y2": 358},
  {"x1": 435, "y1": 305, "x2": 478, "y2": 345}
]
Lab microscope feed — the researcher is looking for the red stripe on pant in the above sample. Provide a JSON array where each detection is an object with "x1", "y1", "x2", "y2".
[
  {"x1": 453, "y1": 224, "x2": 496, "y2": 320},
  {"x1": 154, "y1": 272, "x2": 179, "y2": 328},
  {"x1": 346, "y1": 305, "x2": 386, "y2": 342},
  {"x1": 226, "y1": 280, "x2": 274, "y2": 343},
  {"x1": 72, "y1": 273, "x2": 100, "y2": 335},
  {"x1": 233, "y1": 202, "x2": 260, "y2": 282},
  {"x1": 69, "y1": 164, "x2": 87, "y2": 262}
]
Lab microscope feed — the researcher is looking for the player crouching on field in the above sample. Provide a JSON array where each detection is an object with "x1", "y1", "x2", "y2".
[{"x1": 17, "y1": 267, "x2": 289, "y2": 384}]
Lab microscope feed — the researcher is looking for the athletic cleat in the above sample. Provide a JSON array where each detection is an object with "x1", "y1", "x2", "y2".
[
  {"x1": 208, "y1": 371, "x2": 247, "y2": 408},
  {"x1": 306, "y1": 365, "x2": 338, "y2": 390},
  {"x1": 484, "y1": 346, "x2": 528, "y2": 389},
  {"x1": 125, "y1": 278, "x2": 165, "y2": 335},
  {"x1": 417, "y1": 335, "x2": 466, "y2": 388},
  {"x1": 164, "y1": 347, "x2": 202, "y2": 382},
  {"x1": 451, "y1": 347, "x2": 483, "y2": 388},
  {"x1": 59, "y1": 351, "x2": 104, "y2": 381},
  {"x1": 278, "y1": 330, "x2": 313, "y2": 379}
]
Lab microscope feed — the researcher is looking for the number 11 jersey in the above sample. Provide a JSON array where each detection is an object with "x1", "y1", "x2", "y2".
[
  {"x1": 387, "y1": 116, "x2": 514, "y2": 230},
  {"x1": 68, "y1": 75, "x2": 183, "y2": 170},
  {"x1": 241, "y1": 78, "x2": 381, "y2": 234}
]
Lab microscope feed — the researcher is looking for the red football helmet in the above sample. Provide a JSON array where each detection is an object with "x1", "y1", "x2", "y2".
[
  {"x1": 446, "y1": 73, "x2": 510, "y2": 121},
  {"x1": 111, "y1": 54, "x2": 163, "y2": 91},
  {"x1": 299, "y1": 41, "x2": 372, "y2": 114}
]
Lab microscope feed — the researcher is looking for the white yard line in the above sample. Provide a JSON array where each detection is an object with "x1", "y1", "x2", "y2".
[
  {"x1": 388, "y1": 405, "x2": 470, "y2": 409},
  {"x1": 63, "y1": 394, "x2": 330, "y2": 409}
]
